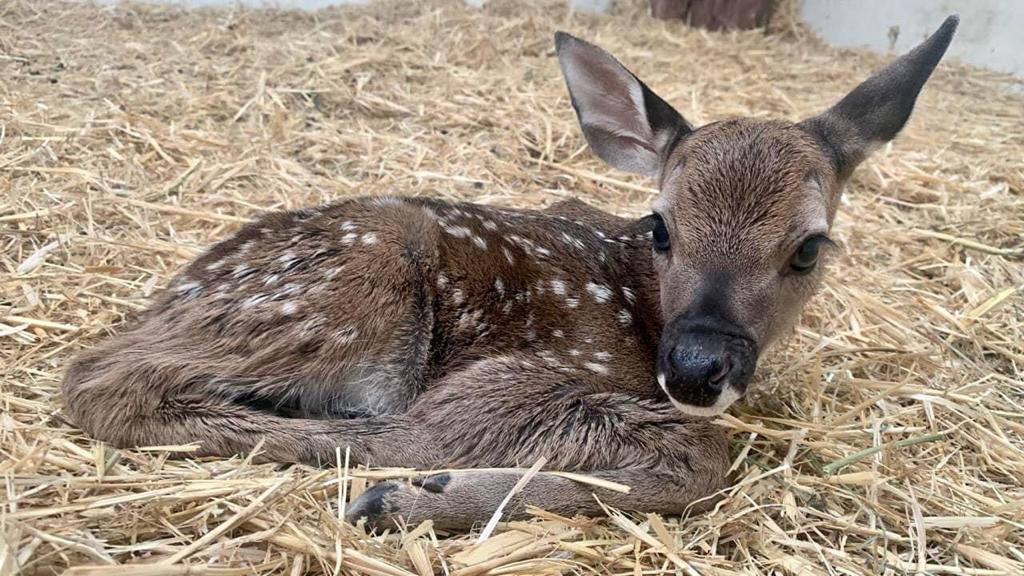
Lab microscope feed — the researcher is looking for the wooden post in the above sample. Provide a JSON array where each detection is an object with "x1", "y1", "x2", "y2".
[{"x1": 650, "y1": 0, "x2": 774, "y2": 30}]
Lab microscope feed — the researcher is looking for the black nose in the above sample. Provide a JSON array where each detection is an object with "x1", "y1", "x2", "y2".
[{"x1": 669, "y1": 345, "x2": 730, "y2": 391}]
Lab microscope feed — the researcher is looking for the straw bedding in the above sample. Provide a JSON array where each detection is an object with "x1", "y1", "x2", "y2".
[{"x1": 2, "y1": 0, "x2": 1023, "y2": 573}]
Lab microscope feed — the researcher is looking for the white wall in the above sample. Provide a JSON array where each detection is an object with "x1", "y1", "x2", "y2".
[{"x1": 802, "y1": 0, "x2": 1024, "y2": 78}]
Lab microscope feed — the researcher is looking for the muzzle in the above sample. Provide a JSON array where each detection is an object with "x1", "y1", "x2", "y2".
[{"x1": 656, "y1": 314, "x2": 758, "y2": 416}]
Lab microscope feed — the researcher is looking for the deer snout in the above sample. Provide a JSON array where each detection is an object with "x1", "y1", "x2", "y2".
[
  {"x1": 656, "y1": 319, "x2": 758, "y2": 417},
  {"x1": 668, "y1": 345, "x2": 730, "y2": 392}
]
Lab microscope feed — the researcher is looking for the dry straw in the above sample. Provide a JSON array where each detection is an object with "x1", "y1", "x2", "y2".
[{"x1": 2, "y1": 0, "x2": 1023, "y2": 573}]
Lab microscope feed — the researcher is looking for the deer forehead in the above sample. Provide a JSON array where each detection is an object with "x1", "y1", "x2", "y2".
[{"x1": 653, "y1": 120, "x2": 831, "y2": 257}]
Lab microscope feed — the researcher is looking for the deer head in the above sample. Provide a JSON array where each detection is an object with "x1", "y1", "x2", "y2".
[{"x1": 555, "y1": 16, "x2": 958, "y2": 416}]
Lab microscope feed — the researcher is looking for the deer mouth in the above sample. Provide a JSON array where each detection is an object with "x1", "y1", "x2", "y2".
[{"x1": 657, "y1": 372, "x2": 743, "y2": 417}]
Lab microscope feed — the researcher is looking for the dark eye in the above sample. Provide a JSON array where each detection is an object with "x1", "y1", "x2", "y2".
[
  {"x1": 790, "y1": 235, "x2": 831, "y2": 274},
  {"x1": 651, "y1": 214, "x2": 671, "y2": 252}
]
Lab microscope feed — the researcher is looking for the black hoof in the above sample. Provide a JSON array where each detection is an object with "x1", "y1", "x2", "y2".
[
  {"x1": 412, "y1": 472, "x2": 451, "y2": 494},
  {"x1": 345, "y1": 482, "x2": 400, "y2": 526}
]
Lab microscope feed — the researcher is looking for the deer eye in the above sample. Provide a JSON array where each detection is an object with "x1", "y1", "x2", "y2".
[
  {"x1": 790, "y1": 235, "x2": 831, "y2": 273},
  {"x1": 651, "y1": 214, "x2": 671, "y2": 252}
]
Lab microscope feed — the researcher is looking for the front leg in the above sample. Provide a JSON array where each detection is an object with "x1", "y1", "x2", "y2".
[
  {"x1": 345, "y1": 354, "x2": 730, "y2": 530},
  {"x1": 346, "y1": 466, "x2": 725, "y2": 531}
]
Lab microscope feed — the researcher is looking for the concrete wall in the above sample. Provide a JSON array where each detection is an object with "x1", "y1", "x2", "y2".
[{"x1": 801, "y1": 0, "x2": 1024, "y2": 78}]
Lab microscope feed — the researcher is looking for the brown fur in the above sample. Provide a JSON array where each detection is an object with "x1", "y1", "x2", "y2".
[{"x1": 62, "y1": 21, "x2": 957, "y2": 530}]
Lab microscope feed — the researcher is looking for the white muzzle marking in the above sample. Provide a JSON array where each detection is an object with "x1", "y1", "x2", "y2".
[{"x1": 657, "y1": 372, "x2": 740, "y2": 417}]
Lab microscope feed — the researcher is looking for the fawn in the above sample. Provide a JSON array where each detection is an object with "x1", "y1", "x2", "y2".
[{"x1": 63, "y1": 17, "x2": 958, "y2": 530}]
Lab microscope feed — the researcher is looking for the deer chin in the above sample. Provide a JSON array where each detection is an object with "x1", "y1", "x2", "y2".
[{"x1": 657, "y1": 373, "x2": 740, "y2": 418}]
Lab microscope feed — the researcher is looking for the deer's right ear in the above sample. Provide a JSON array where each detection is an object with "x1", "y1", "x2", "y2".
[{"x1": 555, "y1": 32, "x2": 691, "y2": 178}]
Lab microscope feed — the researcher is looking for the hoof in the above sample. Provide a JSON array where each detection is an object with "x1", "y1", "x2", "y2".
[
  {"x1": 345, "y1": 482, "x2": 402, "y2": 528},
  {"x1": 412, "y1": 472, "x2": 451, "y2": 494}
]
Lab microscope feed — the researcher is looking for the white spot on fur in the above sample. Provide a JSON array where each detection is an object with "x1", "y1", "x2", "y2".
[
  {"x1": 242, "y1": 293, "x2": 270, "y2": 308},
  {"x1": 550, "y1": 280, "x2": 567, "y2": 296},
  {"x1": 436, "y1": 274, "x2": 449, "y2": 289},
  {"x1": 335, "y1": 327, "x2": 358, "y2": 345},
  {"x1": 472, "y1": 235, "x2": 488, "y2": 250},
  {"x1": 569, "y1": 349, "x2": 581, "y2": 356},
  {"x1": 458, "y1": 309, "x2": 483, "y2": 331},
  {"x1": 535, "y1": 246, "x2": 552, "y2": 257},
  {"x1": 622, "y1": 287, "x2": 637, "y2": 305},
  {"x1": 205, "y1": 261, "x2": 224, "y2": 271},
  {"x1": 340, "y1": 220, "x2": 357, "y2": 232},
  {"x1": 565, "y1": 297, "x2": 579, "y2": 308},
  {"x1": 451, "y1": 288, "x2": 465, "y2": 305},
  {"x1": 617, "y1": 309, "x2": 632, "y2": 325},
  {"x1": 482, "y1": 219, "x2": 498, "y2": 231},
  {"x1": 584, "y1": 362, "x2": 609, "y2": 375},
  {"x1": 232, "y1": 264, "x2": 255, "y2": 279},
  {"x1": 263, "y1": 274, "x2": 280, "y2": 286},
  {"x1": 174, "y1": 281, "x2": 202, "y2": 299},
  {"x1": 586, "y1": 282, "x2": 613, "y2": 303},
  {"x1": 361, "y1": 232, "x2": 378, "y2": 245},
  {"x1": 552, "y1": 329, "x2": 564, "y2": 338},
  {"x1": 444, "y1": 224, "x2": 472, "y2": 239},
  {"x1": 537, "y1": 350, "x2": 564, "y2": 368},
  {"x1": 281, "y1": 302, "x2": 298, "y2": 316},
  {"x1": 494, "y1": 278, "x2": 505, "y2": 296},
  {"x1": 502, "y1": 246, "x2": 514, "y2": 265},
  {"x1": 341, "y1": 232, "x2": 358, "y2": 244},
  {"x1": 594, "y1": 351, "x2": 612, "y2": 362},
  {"x1": 560, "y1": 232, "x2": 585, "y2": 250},
  {"x1": 276, "y1": 252, "x2": 301, "y2": 271},
  {"x1": 325, "y1": 266, "x2": 345, "y2": 280}
]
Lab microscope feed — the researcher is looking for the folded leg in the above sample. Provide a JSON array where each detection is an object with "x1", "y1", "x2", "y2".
[{"x1": 346, "y1": 354, "x2": 729, "y2": 529}]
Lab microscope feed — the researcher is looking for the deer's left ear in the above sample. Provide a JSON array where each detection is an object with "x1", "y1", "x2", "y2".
[
  {"x1": 555, "y1": 32, "x2": 691, "y2": 178},
  {"x1": 800, "y1": 15, "x2": 959, "y2": 179}
]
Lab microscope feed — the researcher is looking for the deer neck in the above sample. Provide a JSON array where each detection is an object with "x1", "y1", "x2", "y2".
[{"x1": 612, "y1": 227, "x2": 665, "y2": 356}]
